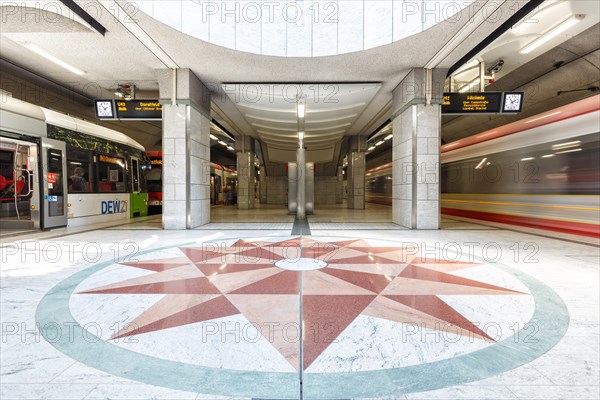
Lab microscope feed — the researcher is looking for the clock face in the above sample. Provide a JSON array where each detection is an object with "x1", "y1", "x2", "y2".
[
  {"x1": 503, "y1": 93, "x2": 523, "y2": 112},
  {"x1": 96, "y1": 101, "x2": 114, "y2": 118}
]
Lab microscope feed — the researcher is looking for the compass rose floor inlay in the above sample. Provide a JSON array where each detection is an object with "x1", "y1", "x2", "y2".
[{"x1": 35, "y1": 236, "x2": 569, "y2": 399}]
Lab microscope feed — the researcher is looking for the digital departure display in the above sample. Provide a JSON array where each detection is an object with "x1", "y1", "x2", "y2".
[
  {"x1": 115, "y1": 100, "x2": 163, "y2": 119},
  {"x1": 94, "y1": 100, "x2": 163, "y2": 120},
  {"x1": 442, "y1": 92, "x2": 503, "y2": 114},
  {"x1": 442, "y1": 92, "x2": 525, "y2": 115}
]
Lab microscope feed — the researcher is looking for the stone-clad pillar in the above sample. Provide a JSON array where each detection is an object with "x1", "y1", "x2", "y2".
[
  {"x1": 157, "y1": 69, "x2": 211, "y2": 229},
  {"x1": 346, "y1": 136, "x2": 366, "y2": 209},
  {"x1": 391, "y1": 68, "x2": 446, "y2": 229},
  {"x1": 237, "y1": 151, "x2": 255, "y2": 209}
]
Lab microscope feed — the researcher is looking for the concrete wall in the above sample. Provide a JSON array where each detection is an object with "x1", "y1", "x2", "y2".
[
  {"x1": 264, "y1": 176, "x2": 287, "y2": 205},
  {"x1": 315, "y1": 176, "x2": 339, "y2": 205}
]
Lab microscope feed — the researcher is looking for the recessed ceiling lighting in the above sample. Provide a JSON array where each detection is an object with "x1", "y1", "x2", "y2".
[
  {"x1": 552, "y1": 140, "x2": 581, "y2": 150},
  {"x1": 24, "y1": 43, "x2": 85, "y2": 75},
  {"x1": 297, "y1": 102, "x2": 305, "y2": 118},
  {"x1": 555, "y1": 148, "x2": 582, "y2": 155},
  {"x1": 520, "y1": 15, "x2": 584, "y2": 54},
  {"x1": 475, "y1": 157, "x2": 487, "y2": 169}
]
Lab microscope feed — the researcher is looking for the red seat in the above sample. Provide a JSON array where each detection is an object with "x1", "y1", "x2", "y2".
[
  {"x1": 0, "y1": 179, "x2": 25, "y2": 201},
  {"x1": 98, "y1": 182, "x2": 114, "y2": 192}
]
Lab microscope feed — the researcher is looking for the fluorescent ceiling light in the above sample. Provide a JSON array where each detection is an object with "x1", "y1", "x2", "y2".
[
  {"x1": 375, "y1": 140, "x2": 384, "y2": 146},
  {"x1": 98, "y1": 1, "x2": 179, "y2": 69},
  {"x1": 542, "y1": 154, "x2": 555, "y2": 158},
  {"x1": 385, "y1": 134, "x2": 393, "y2": 140},
  {"x1": 459, "y1": 80, "x2": 480, "y2": 93},
  {"x1": 218, "y1": 140, "x2": 227, "y2": 146},
  {"x1": 520, "y1": 15, "x2": 584, "y2": 54},
  {"x1": 525, "y1": 111, "x2": 562, "y2": 124},
  {"x1": 297, "y1": 103, "x2": 306, "y2": 118},
  {"x1": 226, "y1": 146, "x2": 235, "y2": 151},
  {"x1": 24, "y1": 43, "x2": 84, "y2": 75},
  {"x1": 521, "y1": 157, "x2": 535, "y2": 161},
  {"x1": 210, "y1": 134, "x2": 218, "y2": 140},
  {"x1": 368, "y1": 146, "x2": 376, "y2": 151},
  {"x1": 475, "y1": 157, "x2": 487, "y2": 169},
  {"x1": 298, "y1": 131, "x2": 304, "y2": 140},
  {"x1": 552, "y1": 140, "x2": 581, "y2": 150},
  {"x1": 555, "y1": 148, "x2": 582, "y2": 155}
]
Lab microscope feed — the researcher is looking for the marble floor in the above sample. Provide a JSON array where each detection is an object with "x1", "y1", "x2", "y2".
[{"x1": 0, "y1": 219, "x2": 598, "y2": 399}]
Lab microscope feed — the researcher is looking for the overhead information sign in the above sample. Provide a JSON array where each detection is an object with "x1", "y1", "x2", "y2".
[
  {"x1": 115, "y1": 100, "x2": 162, "y2": 119},
  {"x1": 442, "y1": 92, "x2": 524, "y2": 115},
  {"x1": 95, "y1": 100, "x2": 163, "y2": 120}
]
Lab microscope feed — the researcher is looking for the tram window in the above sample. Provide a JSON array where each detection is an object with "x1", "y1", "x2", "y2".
[
  {"x1": 98, "y1": 155, "x2": 126, "y2": 193},
  {"x1": 66, "y1": 148, "x2": 93, "y2": 193},
  {"x1": 67, "y1": 161, "x2": 91, "y2": 192}
]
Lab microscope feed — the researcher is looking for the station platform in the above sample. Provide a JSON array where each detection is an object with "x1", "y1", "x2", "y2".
[{"x1": 1, "y1": 213, "x2": 598, "y2": 400}]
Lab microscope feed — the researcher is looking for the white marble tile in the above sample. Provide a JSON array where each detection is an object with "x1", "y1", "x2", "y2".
[
  {"x1": 307, "y1": 315, "x2": 491, "y2": 373},
  {"x1": 0, "y1": 338, "x2": 76, "y2": 383},
  {"x1": 507, "y1": 385, "x2": 600, "y2": 400},
  {"x1": 83, "y1": 383, "x2": 197, "y2": 399},
  {"x1": 405, "y1": 385, "x2": 518, "y2": 399},
  {"x1": 0, "y1": 383, "x2": 96, "y2": 399},
  {"x1": 529, "y1": 355, "x2": 600, "y2": 386},
  {"x1": 70, "y1": 293, "x2": 165, "y2": 341},
  {"x1": 108, "y1": 315, "x2": 296, "y2": 373}
]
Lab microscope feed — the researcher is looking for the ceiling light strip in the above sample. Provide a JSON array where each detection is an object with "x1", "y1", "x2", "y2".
[
  {"x1": 98, "y1": 1, "x2": 179, "y2": 69},
  {"x1": 425, "y1": 0, "x2": 508, "y2": 69},
  {"x1": 520, "y1": 15, "x2": 584, "y2": 54},
  {"x1": 24, "y1": 43, "x2": 85, "y2": 75}
]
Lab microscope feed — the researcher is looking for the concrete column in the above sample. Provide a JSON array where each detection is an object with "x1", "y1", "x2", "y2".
[
  {"x1": 337, "y1": 166, "x2": 344, "y2": 204},
  {"x1": 259, "y1": 166, "x2": 267, "y2": 203},
  {"x1": 296, "y1": 147, "x2": 306, "y2": 219},
  {"x1": 237, "y1": 151, "x2": 255, "y2": 209},
  {"x1": 391, "y1": 68, "x2": 446, "y2": 229},
  {"x1": 347, "y1": 151, "x2": 366, "y2": 209},
  {"x1": 157, "y1": 69, "x2": 211, "y2": 229}
]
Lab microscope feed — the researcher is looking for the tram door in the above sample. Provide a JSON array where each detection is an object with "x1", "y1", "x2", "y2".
[
  {"x1": 0, "y1": 136, "x2": 39, "y2": 230},
  {"x1": 41, "y1": 138, "x2": 68, "y2": 229}
]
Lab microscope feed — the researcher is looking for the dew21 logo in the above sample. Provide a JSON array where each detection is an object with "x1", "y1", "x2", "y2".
[{"x1": 101, "y1": 200, "x2": 128, "y2": 215}]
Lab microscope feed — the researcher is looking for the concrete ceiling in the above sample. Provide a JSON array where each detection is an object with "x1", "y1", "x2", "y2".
[
  {"x1": 442, "y1": 22, "x2": 600, "y2": 144},
  {"x1": 0, "y1": 0, "x2": 529, "y2": 164},
  {"x1": 364, "y1": 1, "x2": 599, "y2": 164},
  {"x1": 223, "y1": 83, "x2": 381, "y2": 162}
]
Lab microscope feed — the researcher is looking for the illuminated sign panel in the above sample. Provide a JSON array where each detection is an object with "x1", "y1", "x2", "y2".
[
  {"x1": 99, "y1": 155, "x2": 124, "y2": 165},
  {"x1": 442, "y1": 92, "x2": 524, "y2": 115},
  {"x1": 95, "y1": 100, "x2": 162, "y2": 120},
  {"x1": 442, "y1": 93, "x2": 502, "y2": 114},
  {"x1": 116, "y1": 100, "x2": 162, "y2": 119}
]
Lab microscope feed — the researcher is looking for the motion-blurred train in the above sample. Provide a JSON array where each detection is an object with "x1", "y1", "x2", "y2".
[
  {"x1": 1, "y1": 95, "x2": 150, "y2": 231},
  {"x1": 366, "y1": 95, "x2": 600, "y2": 238}
]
